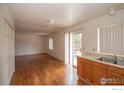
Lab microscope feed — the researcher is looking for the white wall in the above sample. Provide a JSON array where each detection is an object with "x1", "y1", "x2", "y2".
[
  {"x1": 16, "y1": 32, "x2": 46, "y2": 56},
  {"x1": 0, "y1": 4, "x2": 15, "y2": 28},
  {"x1": 0, "y1": 4, "x2": 15, "y2": 85},
  {"x1": 46, "y1": 9, "x2": 124, "y2": 62},
  {"x1": 78, "y1": 9, "x2": 124, "y2": 53},
  {"x1": 46, "y1": 31, "x2": 65, "y2": 61}
]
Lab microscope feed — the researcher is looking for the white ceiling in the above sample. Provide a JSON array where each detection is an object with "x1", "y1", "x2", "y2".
[{"x1": 8, "y1": 3, "x2": 124, "y2": 34}]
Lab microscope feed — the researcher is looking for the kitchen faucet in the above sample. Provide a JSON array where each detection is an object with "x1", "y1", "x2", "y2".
[{"x1": 113, "y1": 54, "x2": 118, "y2": 64}]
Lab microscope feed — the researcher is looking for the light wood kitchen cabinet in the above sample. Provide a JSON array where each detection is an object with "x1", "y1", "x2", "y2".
[
  {"x1": 83, "y1": 59, "x2": 92, "y2": 82},
  {"x1": 92, "y1": 62, "x2": 108, "y2": 85},
  {"x1": 77, "y1": 57, "x2": 92, "y2": 82},
  {"x1": 77, "y1": 57, "x2": 83, "y2": 78},
  {"x1": 92, "y1": 65, "x2": 108, "y2": 85},
  {"x1": 108, "y1": 66, "x2": 124, "y2": 85},
  {"x1": 77, "y1": 56, "x2": 124, "y2": 85},
  {"x1": 108, "y1": 72, "x2": 124, "y2": 85}
]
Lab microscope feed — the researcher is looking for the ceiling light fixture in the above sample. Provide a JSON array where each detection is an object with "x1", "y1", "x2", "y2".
[
  {"x1": 35, "y1": 33, "x2": 49, "y2": 36},
  {"x1": 109, "y1": 7, "x2": 116, "y2": 16},
  {"x1": 45, "y1": 19, "x2": 54, "y2": 24}
]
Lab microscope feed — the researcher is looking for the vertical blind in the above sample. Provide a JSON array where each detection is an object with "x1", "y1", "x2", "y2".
[{"x1": 98, "y1": 24, "x2": 124, "y2": 55}]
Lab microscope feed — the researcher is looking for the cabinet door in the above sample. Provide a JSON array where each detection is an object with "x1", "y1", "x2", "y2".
[
  {"x1": 108, "y1": 72, "x2": 124, "y2": 85},
  {"x1": 83, "y1": 61, "x2": 92, "y2": 82},
  {"x1": 77, "y1": 57, "x2": 83, "y2": 78},
  {"x1": 92, "y1": 66, "x2": 108, "y2": 85},
  {"x1": 108, "y1": 65, "x2": 124, "y2": 85}
]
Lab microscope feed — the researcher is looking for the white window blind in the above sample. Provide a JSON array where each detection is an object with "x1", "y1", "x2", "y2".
[{"x1": 98, "y1": 24, "x2": 124, "y2": 55}]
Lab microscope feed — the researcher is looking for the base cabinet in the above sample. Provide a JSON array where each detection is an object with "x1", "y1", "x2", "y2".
[
  {"x1": 108, "y1": 66, "x2": 124, "y2": 85},
  {"x1": 77, "y1": 57, "x2": 83, "y2": 78},
  {"x1": 92, "y1": 66, "x2": 108, "y2": 85},
  {"x1": 77, "y1": 57, "x2": 92, "y2": 83},
  {"x1": 108, "y1": 72, "x2": 124, "y2": 85},
  {"x1": 77, "y1": 56, "x2": 124, "y2": 85},
  {"x1": 83, "y1": 61, "x2": 92, "y2": 83}
]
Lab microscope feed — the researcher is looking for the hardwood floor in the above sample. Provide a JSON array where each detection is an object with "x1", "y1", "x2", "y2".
[{"x1": 11, "y1": 54, "x2": 89, "y2": 85}]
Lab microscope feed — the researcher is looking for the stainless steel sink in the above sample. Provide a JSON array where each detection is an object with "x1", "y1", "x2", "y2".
[
  {"x1": 97, "y1": 57, "x2": 124, "y2": 66},
  {"x1": 117, "y1": 61, "x2": 124, "y2": 66},
  {"x1": 97, "y1": 57, "x2": 114, "y2": 63}
]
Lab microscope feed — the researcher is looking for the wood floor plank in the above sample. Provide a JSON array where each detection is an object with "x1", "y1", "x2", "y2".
[{"x1": 11, "y1": 54, "x2": 88, "y2": 85}]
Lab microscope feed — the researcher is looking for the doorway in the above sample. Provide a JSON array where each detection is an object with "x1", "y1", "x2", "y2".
[
  {"x1": 70, "y1": 32, "x2": 82, "y2": 67},
  {"x1": 65, "y1": 31, "x2": 82, "y2": 67}
]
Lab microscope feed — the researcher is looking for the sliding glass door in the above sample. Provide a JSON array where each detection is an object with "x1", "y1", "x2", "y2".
[
  {"x1": 65, "y1": 31, "x2": 82, "y2": 67},
  {"x1": 70, "y1": 32, "x2": 82, "y2": 67}
]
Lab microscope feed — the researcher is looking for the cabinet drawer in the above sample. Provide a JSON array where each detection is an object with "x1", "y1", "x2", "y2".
[
  {"x1": 92, "y1": 62, "x2": 108, "y2": 70},
  {"x1": 108, "y1": 72, "x2": 124, "y2": 85},
  {"x1": 109, "y1": 66, "x2": 124, "y2": 76},
  {"x1": 77, "y1": 57, "x2": 92, "y2": 64},
  {"x1": 77, "y1": 56, "x2": 83, "y2": 63},
  {"x1": 81, "y1": 58, "x2": 92, "y2": 64}
]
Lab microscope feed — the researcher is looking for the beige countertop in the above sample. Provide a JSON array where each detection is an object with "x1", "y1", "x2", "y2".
[{"x1": 78, "y1": 54, "x2": 124, "y2": 69}]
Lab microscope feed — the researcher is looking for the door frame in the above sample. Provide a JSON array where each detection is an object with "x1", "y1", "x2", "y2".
[
  {"x1": 65, "y1": 30, "x2": 82, "y2": 67},
  {"x1": 70, "y1": 31, "x2": 82, "y2": 67}
]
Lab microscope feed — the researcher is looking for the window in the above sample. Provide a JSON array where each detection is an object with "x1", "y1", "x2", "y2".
[
  {"x1": 49, "y1": 38, "x2": 53, "y2": 50},
  {"x1": 97, "y1": 24, "x2": 124, "y2": 55}
]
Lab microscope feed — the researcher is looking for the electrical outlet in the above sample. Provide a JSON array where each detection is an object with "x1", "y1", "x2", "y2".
[
  {"x1": 83, "y1": 47, "x2": 85, "y2": 50},
  {"x1": 92, "y1": 48, "x2": 96, "y2": 51}
]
